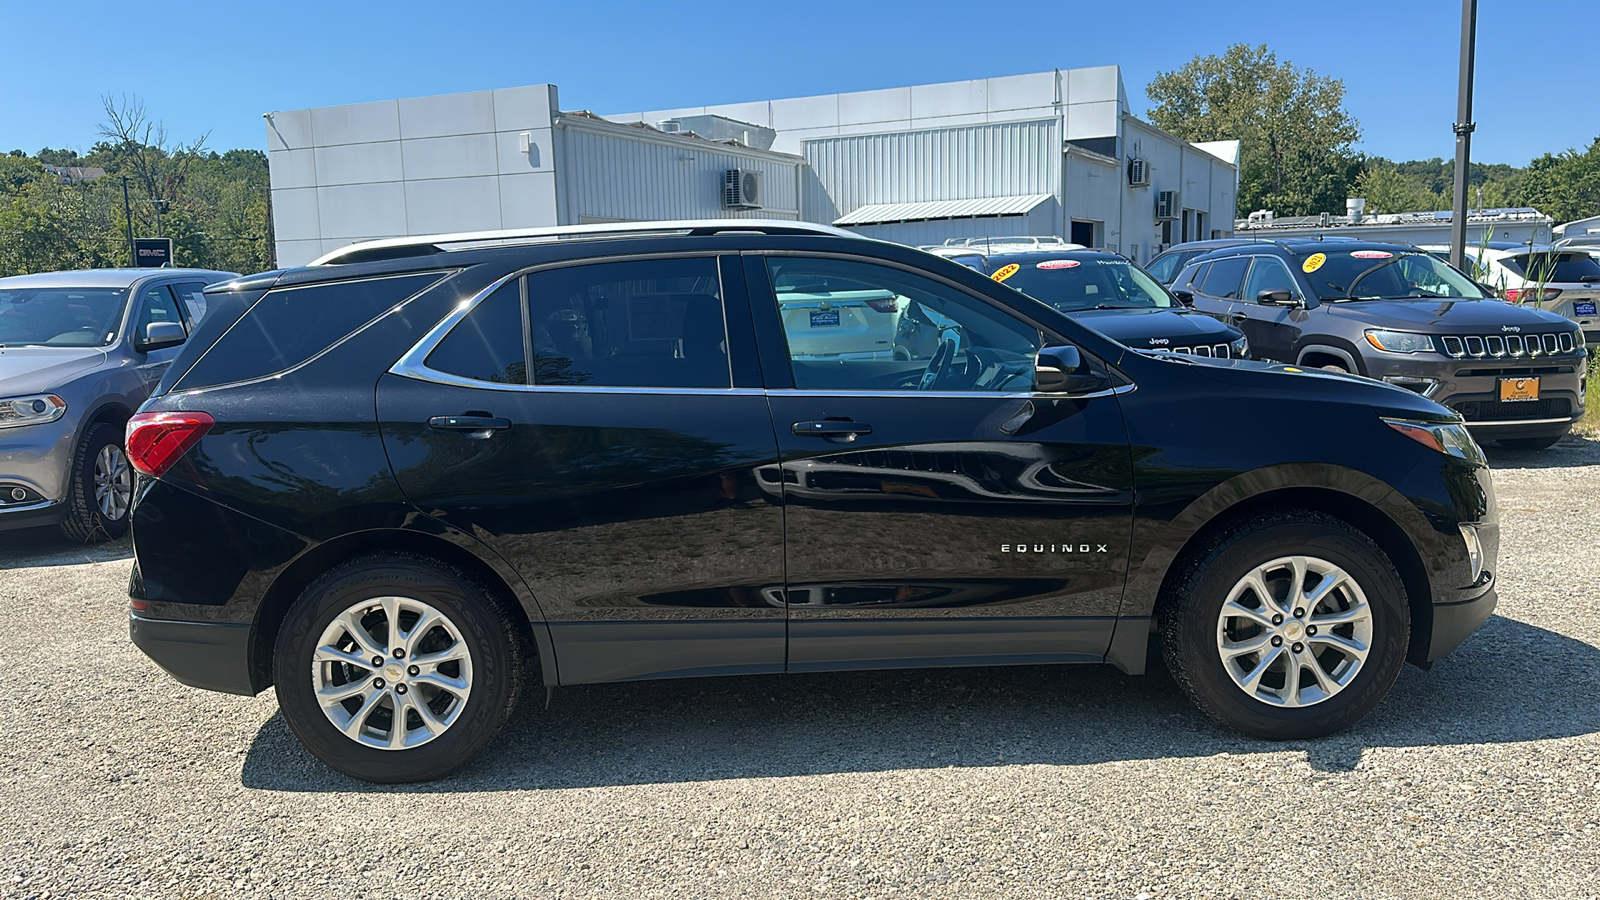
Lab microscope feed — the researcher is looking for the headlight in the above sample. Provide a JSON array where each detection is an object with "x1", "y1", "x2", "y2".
[
  {"x1": 1383, "y1": 417, "x2": 1486, "y2": 465},
  {"x1": 1365, "y1": 330, "x2": 1436, "y2": 353},
  {"x1": 1229, "y1": 335, "x2": 1250, "y2": 359},
  {"x1": 0, "y1": 394, "x2": 67, "y2": 429}
]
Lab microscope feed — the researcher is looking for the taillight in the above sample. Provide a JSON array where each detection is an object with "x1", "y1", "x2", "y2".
[
  {"x1": 1505, "y1": 288, "x2": 1562, "y2": 303},
  {"x1": 126, "y1": 411, "x2": 214, "y2": 477},
  {"x1": 865, "y1": 297, "x2": 901, "y2": 313}
]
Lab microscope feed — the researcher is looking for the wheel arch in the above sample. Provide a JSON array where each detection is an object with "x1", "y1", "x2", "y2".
[
  {"x1": 1112, "y1": 466, "x2": 1435, "y2": 674},
  {"x1": 1295, "y1": 342, "x2": 1364, "y2": 375},
  {"x1": 248, "y1": 527, "x2": 556, "y2": 694}
]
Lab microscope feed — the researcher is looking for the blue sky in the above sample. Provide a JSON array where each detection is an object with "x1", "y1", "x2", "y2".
[{"x1": 1, "y1": 0, "x2": 1591, "y2": 166}]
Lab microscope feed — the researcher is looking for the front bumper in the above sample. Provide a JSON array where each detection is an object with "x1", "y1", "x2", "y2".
[
  {"x1": 129, "y1": 613, "x2": 257, "y2": 696},
  {"x1": 0, "y1": 498, "x2": 64, "y2": 532},
  {"x1": 1363, "y1": 353, "x2": 1585, "y2": 434},
  {"x1": 1426, "y1": 579, "x2": 1498, "y2": 662},
  {"x1": 0, "y1": 416, "x2": 77, "y2": 512}
]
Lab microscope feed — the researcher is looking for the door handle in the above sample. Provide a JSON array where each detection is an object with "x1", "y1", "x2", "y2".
[
  {"x1": 428, "y1": 415, "x2": 511, "y2": 437},
  {"x1": 792, "y1": 420, "x2": 872, "y2": 441}
]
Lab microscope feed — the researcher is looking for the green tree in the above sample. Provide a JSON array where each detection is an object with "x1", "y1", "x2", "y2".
[
  {"x1": 1522, "y1": 138, "x2": 1600, "y2": 223},
  {"x1": 1147, "y1": 43, "x2": 1361, "y2": 217},
  {"x1": 1354, "y1": 161, "x2": 1443, "y2": 215}
]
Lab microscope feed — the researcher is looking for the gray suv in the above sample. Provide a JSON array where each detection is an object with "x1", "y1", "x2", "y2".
[
  {"x1": 0, "y1": 267, "x2": 236, "y2": 541},
  {"x1": 1171, "y1": 240, "x2": 1588, "y2": 450}
]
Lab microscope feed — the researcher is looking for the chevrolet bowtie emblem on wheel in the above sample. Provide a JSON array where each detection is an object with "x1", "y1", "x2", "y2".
[{"x1": 1000, "y1": 543, "x2": 1109, "y2": 553}]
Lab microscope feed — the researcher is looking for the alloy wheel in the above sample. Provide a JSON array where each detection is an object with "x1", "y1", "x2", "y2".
[
  {"x1": 1215, "y1": 555, "x2": 1374, "y2": 708},
  {"x1": 93, "y1": 445, "x2": 132, "y2": 521},
  {"x1": 311, "y1": 596, "x2": 474, "y2": 750}
]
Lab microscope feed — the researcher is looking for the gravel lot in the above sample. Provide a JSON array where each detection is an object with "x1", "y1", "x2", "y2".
[{"x1": 2, "y1": 438, "x2": 1598, "y2": 900}]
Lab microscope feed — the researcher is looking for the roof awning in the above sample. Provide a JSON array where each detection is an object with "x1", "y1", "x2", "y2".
[{"x1": 834, "y1": 194, "x2": 1054, "y2": 227}]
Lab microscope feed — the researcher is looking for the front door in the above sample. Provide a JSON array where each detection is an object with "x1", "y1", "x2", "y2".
[
  {"x1": 378, "y1": 255, "x2": 787, "y2": 684},
  {"x1": 747, "y1": 254, "x2": 1135, "y2": 671},
  {"x1": 130, "y1": 283, "x2": 190, "y2": 394},
  {"x1": 1236, "y1": 256, "x2": 1310, "y2": 363}
]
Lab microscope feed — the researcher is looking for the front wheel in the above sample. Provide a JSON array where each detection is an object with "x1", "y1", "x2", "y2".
[
  {"x1": 273, "y1": 554, "x2": 528, "y2": 782},
  {"x1": 60, "y1": 422, "x2": 132, "y2": 543},
  {"x1": 1160, "y1": 510, "x2": 1409, "y2": 740}
]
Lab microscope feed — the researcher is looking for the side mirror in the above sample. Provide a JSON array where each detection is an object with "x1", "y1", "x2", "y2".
[
  {"x1": 1256, "y1": 289, "x2": 1297, "y2": 306},
  {"x1": 1171, "y1": 289, "x2": 1195, "y2": 306},
  {"x1": 1035, "y1": 345, "x2": 1109, "y2": 395},
  {"x1": 138, "y1": 321, "x2": 185, "y2": 351}
]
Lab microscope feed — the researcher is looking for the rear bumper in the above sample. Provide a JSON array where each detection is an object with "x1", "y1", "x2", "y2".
[
  {"x1": 129, "y1": 613, "x2": 257, "y2": 696},
  {"x1": 1425, "y1": 581, "x2": 1497, "y2": 662}
]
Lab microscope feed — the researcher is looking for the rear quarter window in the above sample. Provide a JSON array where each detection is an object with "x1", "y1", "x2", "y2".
[{"x1": 173, "y1": 271, "x2": 446, "y2": 391}]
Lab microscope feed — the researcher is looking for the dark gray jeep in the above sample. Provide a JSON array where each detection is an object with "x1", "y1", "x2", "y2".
[{"x1": 1172, "y1": 240, "x2": 1587, "y2": 449}]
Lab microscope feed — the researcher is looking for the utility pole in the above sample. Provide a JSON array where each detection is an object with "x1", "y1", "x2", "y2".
[
  {"x1": 1449, "y1": 0, "x2": 1478, "y2": 270},
  {"x1": 121, "y1": 176, "x2": 136, "y2": 267}
]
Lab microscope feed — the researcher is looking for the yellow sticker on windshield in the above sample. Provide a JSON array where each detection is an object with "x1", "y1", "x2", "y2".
[
  {"x1": 991, "y1": 263, "x2": 1020, "y2": 283},
  {"x1": 1302, "y1": 253, "x2": 1326, "y2": 273}
]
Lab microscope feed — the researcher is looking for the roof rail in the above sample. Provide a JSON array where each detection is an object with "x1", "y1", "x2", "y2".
[{"x1": 309, "y1": 219, "x2": 858, "y2": 266}]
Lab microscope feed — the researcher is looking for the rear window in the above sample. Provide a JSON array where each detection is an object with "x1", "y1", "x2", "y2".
[
  {"x1": 174, "y1": 272, "x2": 445, "y2": 391},
  {"x1": 1503, "y1": 253, "x2": 1600, "y2": 283}
]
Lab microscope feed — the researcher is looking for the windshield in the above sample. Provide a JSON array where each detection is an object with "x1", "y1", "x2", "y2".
[
  {"x1": 1000, "y1": 256, "x2": 1175, "y2": 311},
  {"x1": 1302, "y1": 250, "x2": 1487, "y2": 301},
  {"x1": 0, "y1": 288, "x2": 128, "y2": 347}
]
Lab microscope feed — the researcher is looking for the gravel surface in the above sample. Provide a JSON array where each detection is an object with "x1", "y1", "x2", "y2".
[{"x1": 2, "y1": 438, "x2": 1598, "y2": 899}]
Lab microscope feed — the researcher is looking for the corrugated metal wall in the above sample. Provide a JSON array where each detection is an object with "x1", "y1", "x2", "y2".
[
  {"x1": 803, "y1": 119, "x2": 1061, "y2": 218},
  {"x1": 559, "y1": 125, "x2": 802, "y2": 223},
  {"x1": 843, "y1": 203, "x2": 1060, "y2": 247}
]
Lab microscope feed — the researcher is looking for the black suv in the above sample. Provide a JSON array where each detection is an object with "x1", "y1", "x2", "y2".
[
  {"x1": 1169, "y1": 239, "x2": 1588, "y2": 450},
  {"x1": 938, "y1": 243, "x2": 1247, "y2": 359},
  {"x1": 128, "y1": 221, "x2": 1499, "y2": 782}
]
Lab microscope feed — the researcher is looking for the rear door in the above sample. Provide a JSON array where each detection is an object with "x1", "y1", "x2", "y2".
[
  {"x1": 1189, "y1": 256, "x2": 1251, "y2": 347},
  {"x1": 377, "y1": 255, "x2": 788, "y2": 684},
  {"x1": 748, "y1": 253, "x2": 1135, "y2": 672}
]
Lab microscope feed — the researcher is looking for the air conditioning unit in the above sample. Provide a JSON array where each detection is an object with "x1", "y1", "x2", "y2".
[
  {"x1": 723, "y1": 169, "x2": 762, "y2": 209},
  {"x1": 1127, "y1": 158, "x2": 1150, "y2": 187},
  {"x1": 1155, "y1": 190, "x2": 1179, "y2": 220}
]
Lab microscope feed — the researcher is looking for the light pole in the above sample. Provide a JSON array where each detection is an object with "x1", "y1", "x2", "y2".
[
  {"x1": 121, "y1": 176, "x2": 136, "y2": 267},
  {"x1": 1449, "y1": 0, "x2": 1478, "y2": 270}
]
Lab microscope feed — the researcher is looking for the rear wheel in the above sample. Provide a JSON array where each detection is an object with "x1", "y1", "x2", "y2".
[
  {"x1": 60, "y1": 422, "x2": 131, "y2": 544},
  {"x1": 1160, "y1": 510, "x2": 1409, "y2": 740},
  {"x1": 273, "y1": 554, "x2": 528, "y2": 782},
  {"x1": 1497, "y1": 433, "x2": 1565, "y2": 450}
]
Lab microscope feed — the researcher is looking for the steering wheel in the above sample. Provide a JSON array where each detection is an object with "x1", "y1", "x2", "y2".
[{"x1": 917, "y1": 332, "x2": 959, "y2": 390}]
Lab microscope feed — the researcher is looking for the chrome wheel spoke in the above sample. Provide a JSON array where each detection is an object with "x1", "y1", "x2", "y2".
[
  {"x1": 1303, "y1": 655, "x2": 1342, "y2": 695},
  {"x1": 399, "y1": 609, "x2": 436, "y2": 655},
  {"x1": 412, "y1": 671, "x2": 469, "y2": 695},
  {"x1": 341, "y1": 689, "x2": 386, "y2": 739},
  {"x1": 1221, "y1": 599, "x2": 1275, "y2": 629},
  {"x1": 314, "y1": 645, "x2": 376, "y2": 671},
  {"x1": 379, "y1": 596, "x2": 404, "y2": 650},
  {"x1": 1280, "y1": 656, "x2": 1304, "y2": 707},
  {"x1": 388, "y1": 692, "x2": 412, "y2": 749},
  {"x1": 1240, "y1": 646, "x2": 1284, "y2": 694},
  {"x1": 336, "y1": 609, "x2": 387, "y2": 661},
  {"x1": 1303, "y1": 565, "x2": 1350, "y2": 610},
  {"x1": 410, "y1": 643, "x2": 467, "y2": 668},
  {"x1": 1310, "y1": 601, "x2": 1369, "y2": 627},
  {"x1": 1219, "y1": 631, "x2": 1273, "y2": 660},
  {"x1": 317, "y1": 680, "x2": 372, "y2": 703},
  {"x1": 1310, "y1": 631, "x2": 1369, "y2": 660}
]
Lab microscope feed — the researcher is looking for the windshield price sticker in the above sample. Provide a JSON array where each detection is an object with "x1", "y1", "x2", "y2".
[
  {"x1": 991, "y1": 263, "x2": 1020, "y2": 283},
  {"x1": 1302, "y1": 253, "x2": 1326, "y2": 273},
  {"x1": 1036, "y1": 260, "x2": 1081, "y2": 270},
  {"x1": 1350, "y1": 250, "x2": 1394, "y2": 259}
]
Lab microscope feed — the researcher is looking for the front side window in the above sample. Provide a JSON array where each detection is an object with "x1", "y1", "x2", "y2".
[
  {"x1": 765, "y1": 257, "x2": 1043, "y2": 393},
  {"x1": 1241, "y1": 258, "x2": 1300, "y2": 302},
  {"x1": 135, "y1": 285, "x2": 188, "y2": 341},
  {"x1": 1001, "y1": 256, "x2": 1174, "y2": 312},
  {"x1": 523, "y1": 257, "x2": 730, "y2": 389},
  {"x1": 0, "y1": 287, "x2": 126, "y2": 347},
  {"x1": 1304, "y1": 250, "x2": 1486, "y2": 301}
]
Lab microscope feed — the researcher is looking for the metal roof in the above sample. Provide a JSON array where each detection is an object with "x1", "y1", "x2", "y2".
[{"x1": 834, "y1": 194, "x2": 1054, "y2": 227}]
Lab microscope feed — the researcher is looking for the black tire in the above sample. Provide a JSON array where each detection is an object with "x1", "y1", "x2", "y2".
[
  {"x1": 1159, "y1": 509, "x2": 1409, "y2": 741},
  {"x1": 59, "y1": 421, "x2": 130, "y2": 544},
  {"x1": 1497, "y1": 433, "x2": 1565, "y2": 451},
  {"x1": 1318, "y1": 364, "x2": 1349, "y2": 373},
  {"x1": 273, "y1": 553, "x2": 528, "y2": 783}
]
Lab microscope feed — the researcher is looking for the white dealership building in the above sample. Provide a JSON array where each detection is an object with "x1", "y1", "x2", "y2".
[{"x1": 265, "y1": 68, "x2": 1239, "y2": 268}]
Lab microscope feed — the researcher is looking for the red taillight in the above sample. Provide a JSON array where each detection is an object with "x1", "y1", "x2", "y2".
[
  {"x1": 865, "y1": 297, "x2": 901, "y2": 313},
  {"x1": 1505, "y1": 288, "x2": 1562, "y2": 303},
  {"x1": 125, "y1": 411, "x2": 214, "y2": 478}
]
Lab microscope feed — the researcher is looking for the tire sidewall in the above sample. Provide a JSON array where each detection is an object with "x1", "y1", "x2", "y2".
[
  {"x1": 1175, "y1": 519, "x2": 1409, "y2": 739},
  {"x1": 274, "y1": 559, "x2": 517, "y2": 783},
  {"x1": 63, "y1": 422, "x2": 129, "y2": 542}
]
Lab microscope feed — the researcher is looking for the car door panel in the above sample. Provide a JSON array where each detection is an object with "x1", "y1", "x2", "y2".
[
  {"x1": 751, "y1": 254, "x2": 1135, "y2": 671},
  {"x1": 377, "y1": 255, "x2": 788, "y2": 684}
]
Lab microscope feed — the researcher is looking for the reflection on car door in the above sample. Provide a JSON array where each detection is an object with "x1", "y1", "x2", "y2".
[
  {"x1": 1189, "y1": 256, "x2": 1249, "y2": 336},
  {"x1": 378, "y1": 255, "x2": 789, "y2": 685},
  {"x1": 747, "y1": 254, "x2": 1135, "y2": 671}
]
